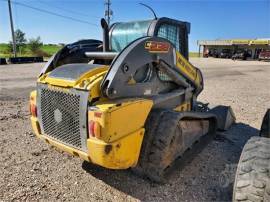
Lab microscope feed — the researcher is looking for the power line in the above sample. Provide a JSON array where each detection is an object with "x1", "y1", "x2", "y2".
[
  {"x1": 2, "y1": 0, "x2": 99, "y2": 27},
  {"x1": 36, "y1": 0, "x2": 101, "y2": 20}
]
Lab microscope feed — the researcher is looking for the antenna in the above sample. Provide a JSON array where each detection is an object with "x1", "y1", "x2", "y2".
[
  {"x1": 139, "y1": 3, "x2": 157, "y2": 20},
  {"x1": 104, "y1": 0, "x2": 113, "y2": 27}
]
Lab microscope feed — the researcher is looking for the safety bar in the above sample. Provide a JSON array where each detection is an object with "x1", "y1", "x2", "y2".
[{"x1": 85, "y1": 52, "x2": 119, "y2": 60}]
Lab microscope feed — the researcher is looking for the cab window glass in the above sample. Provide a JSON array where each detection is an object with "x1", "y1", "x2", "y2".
[{"x1": 157, "y1": 24, "x2": 180, "y2": 52}]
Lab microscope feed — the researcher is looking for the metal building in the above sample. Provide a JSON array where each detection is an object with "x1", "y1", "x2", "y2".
[{"x1": 197, "y1": 39, "x2": 270, "y2": 59}]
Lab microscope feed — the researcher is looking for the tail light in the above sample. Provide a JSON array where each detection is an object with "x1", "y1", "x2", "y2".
[
  {"x1": 30, "y1": 103, "x2": 37, "y2": 117},
  {"x1": 88, "y1": 120, "x2": 101, "y2": 138},
  {"x1": 30, "y1": 94, "x2": 37, "y2": 117}
]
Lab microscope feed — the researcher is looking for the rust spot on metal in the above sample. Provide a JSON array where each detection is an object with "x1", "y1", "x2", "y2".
[{"x1": 104, "y1": 145, "x2": 112, "y2": 154}]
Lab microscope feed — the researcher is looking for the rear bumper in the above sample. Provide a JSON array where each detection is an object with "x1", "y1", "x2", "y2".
[{"x1": 31, "y1": 116, "x2": 144, "y2": 169}]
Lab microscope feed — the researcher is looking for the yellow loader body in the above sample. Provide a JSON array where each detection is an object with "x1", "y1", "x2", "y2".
[{"x1": 30, "y1": 66, "x2": 153, "y2": 169}]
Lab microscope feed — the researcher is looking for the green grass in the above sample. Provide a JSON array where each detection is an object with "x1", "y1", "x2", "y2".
[
  {"x1": 0, "y1": 44, "x2": 11, "y2": 57},
  {"x1": 41, "y1": 44, "x2": 62, "y2": 56},
  {"x1": 0, "y1": 43, "x2": 62, "y2": 58},
  {"x1": 189, "y1": 52, "x2": 202, "y2": 57},
  {"x1": 0, "y1": 44, "x2": 9, "y2": 50}
]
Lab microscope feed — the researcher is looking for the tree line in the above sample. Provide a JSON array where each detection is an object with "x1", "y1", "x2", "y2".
[{"x1": 7, "y1": 29, "x2": 47, "y2": 57}]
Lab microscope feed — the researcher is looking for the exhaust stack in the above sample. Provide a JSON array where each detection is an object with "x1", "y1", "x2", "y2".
[{"x1": 101, "y1": 18, "x2": 109, "y2": 52}]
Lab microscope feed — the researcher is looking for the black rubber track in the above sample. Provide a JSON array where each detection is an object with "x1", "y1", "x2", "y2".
[
  {"x1": 132, "y1": 110, "x2": 217, "y2": 183},
  {"x1": 131, "y1": 109, "x2": 167, "y2": 181}
]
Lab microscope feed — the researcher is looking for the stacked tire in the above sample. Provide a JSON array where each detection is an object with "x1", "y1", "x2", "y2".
[
  {"x1": 233, "y1": 110, "x2": 270, "y2": 202},
  {"x1": 233, "y1": 137, "x2": 270, "y2": 202}
]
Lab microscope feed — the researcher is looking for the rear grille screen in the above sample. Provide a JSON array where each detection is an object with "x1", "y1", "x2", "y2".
[{"x1": 40, "y1": 88, "x2": 82, "y2": 149}]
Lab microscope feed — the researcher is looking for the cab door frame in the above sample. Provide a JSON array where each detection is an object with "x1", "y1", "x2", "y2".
[{"x1": 147, "y1": 17, "x2": 190, "y2": 60}]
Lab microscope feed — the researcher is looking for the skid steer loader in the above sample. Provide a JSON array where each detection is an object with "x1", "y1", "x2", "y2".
[{"x1": 30, "y1": 17, "x2": 235, "y2": 182}]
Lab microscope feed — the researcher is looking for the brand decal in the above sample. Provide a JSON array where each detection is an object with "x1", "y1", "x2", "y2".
[
  {"x1": 145, "y1": 41, "x2": 170, "y2": 53},
  {"x1": 177, "y1": 55, "x2": 196, "y2": 78}
]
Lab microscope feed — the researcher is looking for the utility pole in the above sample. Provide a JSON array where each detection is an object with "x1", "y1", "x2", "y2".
[
  {"x1": 104, "y1": 0, "x2": 113, "y2": 27},
  {"x1": 8, "y1": 0, "x2": 16, "y2": 57}
]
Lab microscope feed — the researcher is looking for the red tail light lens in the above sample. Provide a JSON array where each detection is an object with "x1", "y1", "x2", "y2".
[
  {"x1": 30, "y1": 103, "x2": 37, "y2": 117},
  {"x1": 88, "y1": 120, "x2": 101, "y2": 138},
  {"x1": 88, "y1": 121, "x2": 95, "y2": 137}
]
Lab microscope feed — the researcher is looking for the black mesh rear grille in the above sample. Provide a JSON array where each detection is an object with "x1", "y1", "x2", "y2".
[{"x1": 40, "y1": 88, "x2": 82, "y2": 149}]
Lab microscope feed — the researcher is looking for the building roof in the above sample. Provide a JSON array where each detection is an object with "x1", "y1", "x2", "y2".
[{"x1": 197, "y1": 39, "x2": 270, "y2": 46}]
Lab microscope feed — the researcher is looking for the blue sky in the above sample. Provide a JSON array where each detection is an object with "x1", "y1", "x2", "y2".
[{"x1": 0, "y1": 0, "x2": 269, "y2": 51}]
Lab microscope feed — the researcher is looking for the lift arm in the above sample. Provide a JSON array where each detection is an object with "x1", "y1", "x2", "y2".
[{"x1": 100, "y1": 36, "x2": 203, "y2": 99}]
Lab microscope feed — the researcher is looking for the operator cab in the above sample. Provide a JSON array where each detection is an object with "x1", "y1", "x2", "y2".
[{"x1": 109, "y1": 17, "x2": 190, "y2": 59}]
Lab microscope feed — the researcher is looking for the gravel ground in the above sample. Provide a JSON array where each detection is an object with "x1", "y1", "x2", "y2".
[{"x1": 0, "y1": 58, "x2": 269, "y2": 201}]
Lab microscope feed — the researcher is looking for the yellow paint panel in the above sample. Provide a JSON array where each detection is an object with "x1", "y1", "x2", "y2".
[
  {"x1": 76, "y1": 66, "x2": 108, "y2": 84},
  {"x1": 87, "y1": 128, "x2": 145, "y2": 169},
  {"x1": 30, "y1": 90, "x2": 37, "y2": 104},
  {"x1": 86, "y1": 73, "x2": 107, "y2": 99},
  {"x1": 44, "y1": 77, "x2": 75, "y2": 87},
  {"x1": 74, "y1": 68, "x2": 108, "y2": 89},
  {"x1": 31, "y1": 116, "x2": 41, "y2": 138},
  {"x1": 37, "y1": 73, "x2": 49, "y2": 84},
  {"x1": 39, "y1": 66, "x2": 108, "y2": 88},
  {"x1": 30, "y1": 90, "x2": 41, "y2": 137},
  {"x1": 88, "y1": 99, "x2": 153, "y2": 142}
]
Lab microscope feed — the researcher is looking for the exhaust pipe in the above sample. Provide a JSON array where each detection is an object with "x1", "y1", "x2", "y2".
[{"x1": 101, "y1": 18, "x2": 109, "y2": 52}]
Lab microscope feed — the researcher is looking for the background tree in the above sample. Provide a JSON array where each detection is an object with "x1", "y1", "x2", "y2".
[
  {"x1": 28, "y1": 36, "x2": 43, "y2": 55},
  {"x1": 15, "y1": 29, "x2": 27, "y2": 47},
  {"x1": 7, "y1": 29, "x2": 27, "y2": 55}
]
